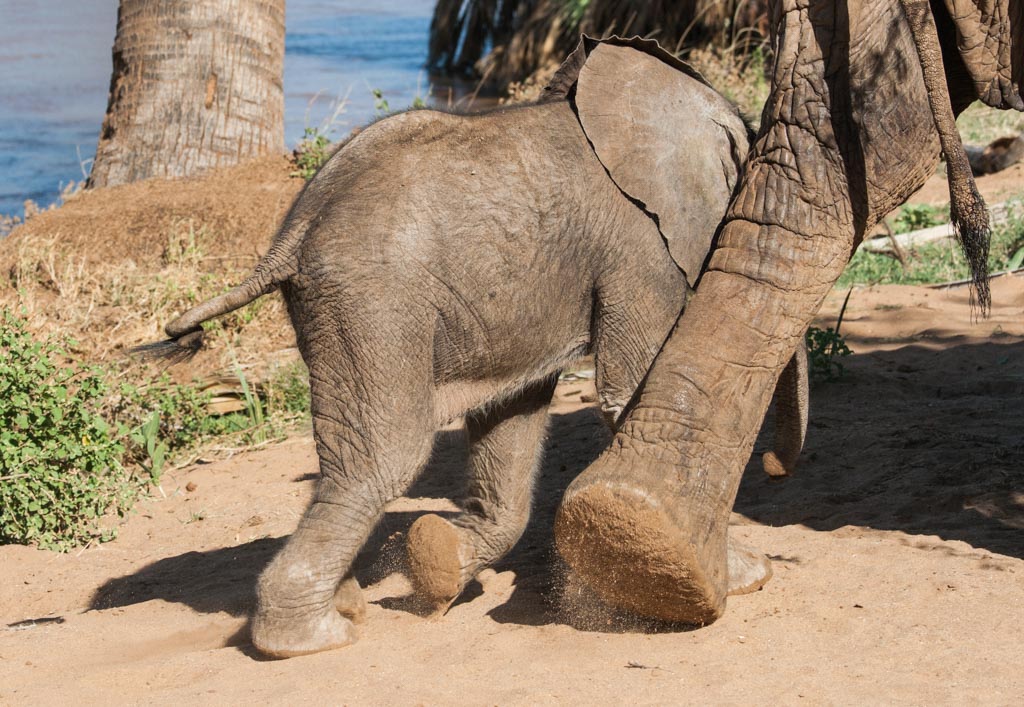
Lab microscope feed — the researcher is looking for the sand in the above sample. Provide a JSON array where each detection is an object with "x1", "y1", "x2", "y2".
[{"x1": 2, "y1": 272, "x2": 1022, "y2": 704}]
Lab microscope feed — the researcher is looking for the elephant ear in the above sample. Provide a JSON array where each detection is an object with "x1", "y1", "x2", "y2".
[
  {"x1": 568, "y1": 37, "x2": 751, "y2": 285},
  {"x1": 538, "y1": 38, "x2": 589, "y2": 104}
]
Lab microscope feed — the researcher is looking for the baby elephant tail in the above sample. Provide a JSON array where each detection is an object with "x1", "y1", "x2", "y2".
[
  {"x1": 134, "y1": 206, "x2": 311, "y2": 364},
  {"x1": 131, "y1": 276, "x2": 278, "y2": 364}
]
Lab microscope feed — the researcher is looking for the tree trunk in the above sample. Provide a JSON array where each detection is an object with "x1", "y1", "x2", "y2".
[{"x1": 88, "y1": 0, "x2": 285, "y2": 189}]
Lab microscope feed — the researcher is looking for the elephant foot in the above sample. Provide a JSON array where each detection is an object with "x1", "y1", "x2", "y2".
[
  {"x1": 250, "y1": 606, "x2": 357, "y2": 659},
  {"x1": 252, "y1": 555, "x2": 363, "y2": 658},
  {"x1": 334, "y1": 575, "x2": 367, "y2": 624},
  {"x1": 554, "y1": 478, "x2": 728, "y2": 625},
  {"x1": 726, "y1": 538, "x2": 773, "y2": 595},
  {"x1": 406, "y1": 513, "x2": 475, "y2": 616},
  {"x1": 762, "y1": 450, "x2": 794, "y2": 479}
]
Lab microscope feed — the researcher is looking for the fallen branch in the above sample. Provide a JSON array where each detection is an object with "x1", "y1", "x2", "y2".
[{"x1": 862, "y1": 201, "x2": 1021, "y2": 254}]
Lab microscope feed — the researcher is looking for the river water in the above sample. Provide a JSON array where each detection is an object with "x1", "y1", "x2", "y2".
[{"x1": 0, "y1": 0, "x2": 445, "y2": 217}]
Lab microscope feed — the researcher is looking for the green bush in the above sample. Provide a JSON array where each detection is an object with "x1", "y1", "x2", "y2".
[
  {"x1": 0, "y1": 308, "x2": 133, "y2": 550},
  {"x1": 112, "y1": 374, "x2": 211, "y2": 464},
  {"x1": 891, "y1": 203, "x2": 948, "y2": 234},
  {"x1": 839, "y1": 198, "x2": 1024, "y2": 288},
  {"x1": 806, "y1": 288, "x2": 853, "y2": 382},
  {"x1": 266, "y1": 360, "x2": 310, "y2": 417},
  {"x1": 0, "y1": 307, "x2": 313, "y2": 551},
  {"x1": 806, "y1": 326, "x2": 852, "y2": 381},
  {"x1": 291, "y1": 127, "x2": 332, "y2": 180},
  {"x1": 113, "y1": 363, "x2": 311, "y2": 463}
]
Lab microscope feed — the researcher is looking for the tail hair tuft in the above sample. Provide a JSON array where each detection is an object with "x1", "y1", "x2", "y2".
[{"x1": 130, "y1": 329, "x2": 206, "y2": 365}]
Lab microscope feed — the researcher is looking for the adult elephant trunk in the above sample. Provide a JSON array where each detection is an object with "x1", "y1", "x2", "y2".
[{"x1": 555, "y1": 0, "x2": 984, "y2": 622}]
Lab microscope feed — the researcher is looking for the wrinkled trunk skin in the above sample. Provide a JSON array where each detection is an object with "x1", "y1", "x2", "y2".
[
  {"x1": 556, "y1": 0, "x2": 968, "y2": 622},
  {"x1": 89, "y1": 0, "x2": 285, "y2": 188}
]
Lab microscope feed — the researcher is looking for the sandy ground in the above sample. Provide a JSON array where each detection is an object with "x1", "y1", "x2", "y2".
[
  {"x1": 3, "y1": 158, "x2": 1023, "y2": 704},
  {"x1": 2, "y1": 271, "x2": 1022, "y2": 705},
  {"x1": 910, "y1": 161, "x2": 1024, "y2": 206}
]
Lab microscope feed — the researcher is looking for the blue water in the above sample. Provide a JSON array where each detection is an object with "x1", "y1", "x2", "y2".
[{"x1": 0, "y1": 0, "x2": 442, "y2": 217}]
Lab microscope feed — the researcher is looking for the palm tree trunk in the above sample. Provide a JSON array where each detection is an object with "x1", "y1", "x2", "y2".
[{"x1": 88, "y1": 0, "x2": 285, "y2": 189}]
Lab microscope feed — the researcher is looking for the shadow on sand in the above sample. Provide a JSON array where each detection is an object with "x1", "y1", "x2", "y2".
[{"x1": 90, "y1": 339, "x2": 1023, "y2": 630}]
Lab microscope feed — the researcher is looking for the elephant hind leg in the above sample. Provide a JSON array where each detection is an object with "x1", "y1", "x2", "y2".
[
  {"x1": 253, "y1": 317, "x2": 438, "y2": 657},
  {"x1": 407, "y1": 376, "x2": 556, "y2": 615}
]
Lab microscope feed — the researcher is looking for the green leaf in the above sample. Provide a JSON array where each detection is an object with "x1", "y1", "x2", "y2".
[{"x1": 1007, "y1": 247, "x2": 1024, "y2": 271}]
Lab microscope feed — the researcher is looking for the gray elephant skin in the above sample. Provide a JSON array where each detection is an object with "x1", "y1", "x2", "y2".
[
  {"x1": 139, "y1": 39, "x2": 807, "y2": 658},
  {"x1": 554, "y1": 0, "x2": 1023, "y2": 628}
]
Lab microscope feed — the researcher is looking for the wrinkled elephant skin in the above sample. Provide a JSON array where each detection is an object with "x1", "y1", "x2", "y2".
[
  {"x1": 140, "y1": 43, "x2": 810, "y2": 658},
  {"x1": 555, "y1": 0, "x2": 1023, "y2": 624}
]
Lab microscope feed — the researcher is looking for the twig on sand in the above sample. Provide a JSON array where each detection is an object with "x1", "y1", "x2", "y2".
[
  {"x1": 930, "y1": 266, "x2": 1024, "y2": 289},
  {"x1": 626, "y1": 661, "x2": 674, "y2": 672}
]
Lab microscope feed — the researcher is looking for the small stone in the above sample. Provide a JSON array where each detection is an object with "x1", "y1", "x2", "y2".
[{"x1": 185, "y1": 481, "x2": 198, "y2": 492}]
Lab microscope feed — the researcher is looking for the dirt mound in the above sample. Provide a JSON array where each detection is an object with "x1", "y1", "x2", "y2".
[
  {"x1": 1, "y1": 156, "x2": 302, "y2": 270},
  {"x1": 0, "y1": 156, "x2": 304, "y2": 377}
]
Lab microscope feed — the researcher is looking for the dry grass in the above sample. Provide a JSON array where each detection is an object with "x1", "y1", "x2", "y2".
[
  {"x1": 0, "y1": 157, "x2": 303, "y2": 381},
  {"x1": 686, "y1": 45, "x2": 770, "y2": 125},
  {"x1": 3, "y1": 220, "x2": 293, "y2": 376},
  {"x1": 503, "y1": 38, "x2": 771, "y2": 122}
]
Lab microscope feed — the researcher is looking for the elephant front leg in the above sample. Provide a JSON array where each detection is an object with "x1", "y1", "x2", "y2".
[{"x1": 407, "y1": 377, "x2": 556, "y2": 615}]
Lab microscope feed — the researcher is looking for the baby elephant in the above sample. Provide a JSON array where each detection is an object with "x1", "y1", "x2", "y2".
[{"x1": 140, "y1": 37, "x2": 807, "y2": 658}]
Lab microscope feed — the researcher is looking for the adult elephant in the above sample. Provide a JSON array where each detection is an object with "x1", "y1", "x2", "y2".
[{"x1": 555, "y1": 0, "x2": 1023, "y2": 623}]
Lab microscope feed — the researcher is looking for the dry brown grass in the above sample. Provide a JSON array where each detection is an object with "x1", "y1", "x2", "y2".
[
  {"x1": 0, "y1": 157, "x2": 303, "y2": 381},
  {"x1": 687, "y1": 45, "x2": 771, "y2": 125},
  {"x1": 504, "y1": 38, "x2": 771, "y2": 124}
]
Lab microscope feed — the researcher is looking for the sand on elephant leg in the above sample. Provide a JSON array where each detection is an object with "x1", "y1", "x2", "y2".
[
  {"x1": 406, "y1": 514, "x2": 467, "y2": 615},
  {"x1": 555, "y1": 482, "x2": 725, "y2": 625}
]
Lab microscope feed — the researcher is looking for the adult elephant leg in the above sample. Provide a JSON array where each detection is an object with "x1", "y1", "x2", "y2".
[
  {"x1": 252, "y1": 304, "x2": 436, "y2": 657},
  {"x1": 556, "y1": 0, "x2": 944, "y2": 623},
  {"x1": 555, "y1": 266, "x2": 826, "y2": 622},
  {"x1": 407, "y1": 377, "x2": 556, "y2": 615}
]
